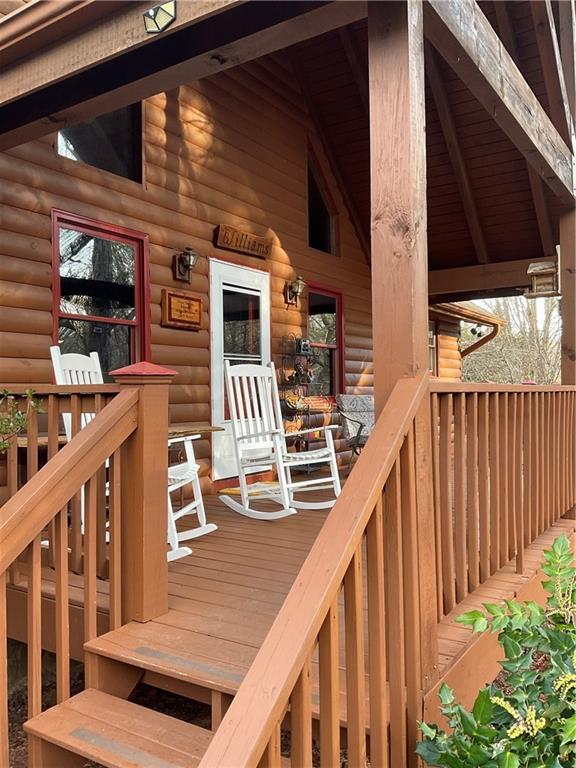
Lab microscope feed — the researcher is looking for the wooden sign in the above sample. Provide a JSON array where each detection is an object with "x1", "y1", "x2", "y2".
[
  {"x1": 214, "y1": 224, "x2": 273, "y2": 259},
  {"x1": 161, "y1": 289, "x2": 202, "y2": 330}
]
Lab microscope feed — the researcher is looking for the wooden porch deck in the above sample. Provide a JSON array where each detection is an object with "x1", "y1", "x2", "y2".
[{"x1": 19, "y1": 487, "x2": 566, "y2": 729}]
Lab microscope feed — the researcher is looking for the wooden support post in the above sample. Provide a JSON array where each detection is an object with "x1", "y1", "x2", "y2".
[
  {"x1": 561, "y1": 209, "x2": 576, "y2": 385},
  {"x1": 369, "y1": 0, "x2": 428, "y2": 413},
  {"x1": 369, "y1": 7, "x2": 436, "y2": 755},
  {"x1": 112, "y1": 362, "x2": 176, "y2": 623}
]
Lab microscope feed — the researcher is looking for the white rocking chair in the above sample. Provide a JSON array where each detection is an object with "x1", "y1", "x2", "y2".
[
  {"x1": 221, "y1": 360, "x2": 341, "y2": 520},
  {"x1": 50, "y1": 345, "x2": 216, "y2": 560},
  {"x1": 167, "y1": 435, "x2": 217, "y2": 562}
]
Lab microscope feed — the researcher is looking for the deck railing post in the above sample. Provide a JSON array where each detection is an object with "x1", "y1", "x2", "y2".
[{"x1": 112, "y1": 362, "x2": 176, "y2": 623}]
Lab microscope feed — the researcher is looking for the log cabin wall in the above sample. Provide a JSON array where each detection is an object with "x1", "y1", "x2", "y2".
[
  {"x1": 0, "y1": 53, "x2": 372, "y2": 493},
  {"x1": 432, "y1": 317, "x2": 463, "y2": 382}
]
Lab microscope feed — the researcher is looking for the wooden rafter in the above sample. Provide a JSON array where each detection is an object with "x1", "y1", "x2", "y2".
[
  {"x1": 559, "y1": 0, "x2": 576, "y2": 123},
  {"x1": 428, "y1": 256, "x2": 557, "y2": 299},
  {"x1": 494, "y1": 1, "x2": 556, "y2": 258},
  {"x1": 338, "y1": 26, "x2": 369, "y2": 115},
  {"x1": 288, "y1": 50, "x2": 371, "y2": 263},
  {"x1": 530, "y1": 0, "x2": 575, "y2": 150},
  {"x1": 0, "y1": 1, "x2": 368, "y2": 150},
  {"x1": 426, "y1": 43, "x2": 489, "y2": 264},
  {"x1": 424, "y1": 0, "x2": 574, "y2": 205}
]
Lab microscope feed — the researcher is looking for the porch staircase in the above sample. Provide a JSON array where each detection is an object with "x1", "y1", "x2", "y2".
[{"x1": 24, "y1": 607, "x2": 242, "y2": 767}]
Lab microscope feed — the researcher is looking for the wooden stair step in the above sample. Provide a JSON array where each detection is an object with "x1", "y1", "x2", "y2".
[
  {"x1": 84, "y1": 615, "x2": 251, "y2": 696},
  {"x1": 24, "y1": 688, "x2": 212, "y2": 768}
]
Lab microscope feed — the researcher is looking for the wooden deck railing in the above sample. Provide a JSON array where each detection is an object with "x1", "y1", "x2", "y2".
[
  {"x1": 2, "y1": 385, "x2": 120, "y2": 576},
  {"x1": 200, "y1": 378, "x2": 576, "y2": 767},
  {"x1": 199, "y1": 373, "x2": 436, "y2": 768},
  {"x1": 0, "y1": 368, "x2": 173, "y2": 767},
  {"x1": 430, "y1": 382, "x2": 576, "y2": 619}
]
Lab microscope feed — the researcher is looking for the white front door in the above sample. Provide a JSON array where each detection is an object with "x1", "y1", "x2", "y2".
[{"x1": 210, "y1": 260, "x2": 271, "y2": 480}]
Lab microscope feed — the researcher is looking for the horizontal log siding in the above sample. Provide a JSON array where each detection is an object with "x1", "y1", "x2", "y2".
[
  {"x1": 437, "y1": 320, "x2": 462, "y2": 381},
  {"x1": 0, "y1": 55, "x2": 372, "y2": 491}
]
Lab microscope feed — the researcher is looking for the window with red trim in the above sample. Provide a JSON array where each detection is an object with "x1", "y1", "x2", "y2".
[
  {"x1": 52, "y1": 211, "x2": 150, "y2": 379},
  {"x1": 307, "y1": 289, "x2": 343, "y2": 397}
]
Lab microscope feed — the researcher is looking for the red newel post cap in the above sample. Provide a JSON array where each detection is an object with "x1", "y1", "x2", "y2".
[{"x1": 110, "y1": 362, "x2": 178, "y2": 378}]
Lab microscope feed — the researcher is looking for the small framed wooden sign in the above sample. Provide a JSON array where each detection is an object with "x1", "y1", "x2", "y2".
[
  {"x1": 214, "y1": 224, "x2": 273, "y2": 259},
  {"x1": 161, "y1": 289, "x2": 202, "y2": 330}
]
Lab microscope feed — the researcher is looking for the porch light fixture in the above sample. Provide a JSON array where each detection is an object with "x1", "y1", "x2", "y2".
[
  {"x1": 285, "y1": 275, "x2": 306, "y2": 306},
  {"x1": 173, "y1": 247, "x2": 199, "y2": 283},
  {"x1": 143, "y1": 1, "x2": 176, "y2": 34},
  {"x1": 524, "y1": 261, "x2": 559, "y2": 299}
]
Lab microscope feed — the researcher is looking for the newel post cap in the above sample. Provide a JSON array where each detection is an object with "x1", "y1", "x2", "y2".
[{"x1": 111, "y1": 361, "x2": 177, "y2": 385}]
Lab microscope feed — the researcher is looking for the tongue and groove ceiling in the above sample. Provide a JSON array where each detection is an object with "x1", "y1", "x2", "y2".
[{"x1": 287, "y1": 1, "x2": 563, "y2": 281}]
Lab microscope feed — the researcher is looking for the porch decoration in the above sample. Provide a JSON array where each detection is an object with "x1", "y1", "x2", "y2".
[
  {"x1": 161, "y1": 288, "x2": 202, "y2": 330},
  {"x1": 524, "y1": 261, "x2": 560, "y2": 299},
  {"x1": 214, "y1": 224, "x2": 273, "y2": 258}
]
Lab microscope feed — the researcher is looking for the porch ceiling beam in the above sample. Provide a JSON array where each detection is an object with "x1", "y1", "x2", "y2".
[
  {"x1": 493, "y1": 1, "x2": 556, "y2": 257},
  {"x1": 425, "y1": 43, "x2": 489, "y2": 264},
  {"x1": 0, "y1": 0, "x2": 242, "y2": 99},
  {"x1": 530, "y1": 0, "x2": 575, "y2": 151},
  {"x1": 423, "y1": 0, "x2": 575, "y2": 205},
  {"x1": 0, "y1": 1, "x2": 368, "y2": 151},
  {"x1": 338, "y1": 26, "x2": 369, "y2": 115},
  {"x1": 428, "y1": 256, "x2": 557, "y2": 298}
]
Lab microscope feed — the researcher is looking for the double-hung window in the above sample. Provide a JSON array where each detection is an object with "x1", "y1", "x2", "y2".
[
  {"x1": 52, "y1": 211, "x2": 150, "y2": 378},
  {"x1": 307, "y1": 288, "x2": 343, "y2": 397}
]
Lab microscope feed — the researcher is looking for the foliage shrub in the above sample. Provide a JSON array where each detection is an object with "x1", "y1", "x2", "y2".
[
  {"x1": 0, "y1": 390, "x2": 39, "y2": 453},
  {"x1": 417, "y1": 535, "x2": 576, "y2": 767}
]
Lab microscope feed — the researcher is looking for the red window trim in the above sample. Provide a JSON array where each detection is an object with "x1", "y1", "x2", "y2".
[
  {"x1": 51, "y1": 209, "x2": 151, "y2": 363},
  {"x1": 306, "y1": 283, "x2": 344, "y2": 396}
]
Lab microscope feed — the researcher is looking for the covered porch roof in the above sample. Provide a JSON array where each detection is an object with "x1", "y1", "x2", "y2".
[{"x1": 0, "y1": 1, "x2": 572, "y2": 306}]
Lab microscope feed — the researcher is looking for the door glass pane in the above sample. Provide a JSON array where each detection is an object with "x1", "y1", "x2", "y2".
[
  {"x1": 59, "y1": 228, "x2": 136, "y2": 319},
  {"x1": 59, "y1": 319, "x2": 131, "y2": 379},
  {"x1": 223, "y1": 289, "x2": 261, "y2": 358}
]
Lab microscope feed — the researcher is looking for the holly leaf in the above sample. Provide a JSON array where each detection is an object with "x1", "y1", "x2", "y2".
[
  {"x1": 473, "y1": 689, "x2": 494, "y2": 726},
  {"x1": 561, "y1": 714, "x2": 576, "y2": 746},
  {"x1": 497, "y1": 754, "x2": 519, "y2": 768}
]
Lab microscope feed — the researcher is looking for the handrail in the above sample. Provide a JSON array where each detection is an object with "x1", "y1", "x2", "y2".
[
  {"x1": 0, "y1": 387, "x2": 139, "y2": 572},
  {"x1": 0, "y1": 384, "x2": 121, "y2": 395},
  {"x1": 199, "y1": 373, "x2": 430, "y2": 767},
  {"x1": 430, "y1": 381, "x2": 576, "y2": 393}
]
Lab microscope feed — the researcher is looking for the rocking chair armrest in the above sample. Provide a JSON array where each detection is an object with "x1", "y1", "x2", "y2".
[
  {"x1": 237, "y1": 428, "x2": 283, "y2": 441},
  {"x1": 288, "y1": 425, "x2": 339, "y2": 438},
  {"x1": 168, "y1": 434, "x2": 201, "y2": 446}
]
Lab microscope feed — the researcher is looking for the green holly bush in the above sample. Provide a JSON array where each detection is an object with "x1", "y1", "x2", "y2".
[{"x1": 417, "y1": 535, "x2": 576, "y2": 767}]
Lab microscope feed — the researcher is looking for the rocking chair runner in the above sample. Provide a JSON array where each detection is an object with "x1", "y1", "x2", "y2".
[{"x1": 221, "y1": 360, "x2": 341, "y2": 520}]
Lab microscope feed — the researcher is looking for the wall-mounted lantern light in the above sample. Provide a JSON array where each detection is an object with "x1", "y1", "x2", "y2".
[
  {"x1": 524, "y1": 261, "x2": 559, "y2": 299},
  {"x1": 173, "y1": 247, "x2": 199, "y2": 283},
  {"x1": 285, "y1": 275, "x2": 306, "y2": 306}
]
